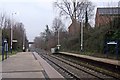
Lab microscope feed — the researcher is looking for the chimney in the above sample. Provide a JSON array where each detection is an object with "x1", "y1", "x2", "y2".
[{"x1": 118, "y1": 1, "x2": 120, "y2": 7}]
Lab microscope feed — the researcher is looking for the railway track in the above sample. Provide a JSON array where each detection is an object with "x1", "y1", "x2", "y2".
[
  {"x1": 36, "y1": 51, "x2": 116, "y2": 80},
  {"x1": 54, "y1": 53, "x2": 120, "y2": 79}
]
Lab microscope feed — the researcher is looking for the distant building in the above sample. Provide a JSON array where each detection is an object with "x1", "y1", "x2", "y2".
[
  {"x1": 118, "y1": 1, "x2": 120, "y2": 7},
  {"x1": 68, "y1": 19, "x2": 81, "y2": 36},
  {"x1": 95, "y1": 7, "x2": 120, "y2": 27},
  {"x1": 68, "y1": 19, "x2": 91, "y2": 36}
]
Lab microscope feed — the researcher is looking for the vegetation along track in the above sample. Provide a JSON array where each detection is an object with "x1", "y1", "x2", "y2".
[{"x1": 37, "y1": 51, "x2": 116, "y2": 80}]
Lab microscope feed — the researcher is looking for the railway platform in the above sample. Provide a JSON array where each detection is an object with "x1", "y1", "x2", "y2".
[
  {"x1": 60, "y1": 52, "x2": 120, "y2": 66},
  {"x1": 0, "y1": 52, "x2": 64, "y2": 80},
  {"x1": 58, "y1": 52, "x2": 120, "y2": 79}
]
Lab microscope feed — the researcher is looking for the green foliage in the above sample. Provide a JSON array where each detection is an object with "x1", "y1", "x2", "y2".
[
  {"x1": 61, "y1": 17, "x2": 120, "y2": 55},
  {"x1": 84, "y1": 25, "x2": 107, "y2": 53},
  {"x1": 61, "y1": 37, "x2": 79, "y2": 51},
  {"x1": 0, "y1": 55, "x2": 2, "y2": 61},
  {"x1": 0, "y1": 51, "x2": 17, "y2": 61},
  {"x1": 1, "y1": 13, "x2": 28, "y2": 51}
]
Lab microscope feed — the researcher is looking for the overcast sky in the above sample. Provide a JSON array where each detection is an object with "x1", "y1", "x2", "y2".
[{"x1": 0, "y1": 0, "x2": 119, "y2": 42}]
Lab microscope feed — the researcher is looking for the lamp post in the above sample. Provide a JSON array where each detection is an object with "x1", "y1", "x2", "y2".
[
  {"x1": 80, "y1": 5, "x2": 85, "y2": 52},
  {"x1": 23, "y1": 29, "x2": 25, "y2": 52},
  {"x1": 10, "y1": 19, "x2": 12, "y2": 53},
  {"x1": 57, "y1": 28, "x2": 60, "y2": 50},
  {"x1": 11, "y1": 12, "x2": 16, "y2": 53},
  {"x1": 81, "y1": 18, "x2": 84, "y2": 52}
]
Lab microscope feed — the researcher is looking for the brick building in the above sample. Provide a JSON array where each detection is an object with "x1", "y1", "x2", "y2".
[
  {"x1": 95, "y1": 7, "x2": 120, "y2": 27},
  {"x1": 68, "y1": 19, "x2": 81, "y2": 36}
]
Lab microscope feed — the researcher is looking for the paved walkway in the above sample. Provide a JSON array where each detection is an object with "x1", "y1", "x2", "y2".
[
  {"x1": 0, "y1": 52, "x2": 64, "y2": 80},
  {"x1": 0, "y1": 60, "x2": 2, "y2": 80}
]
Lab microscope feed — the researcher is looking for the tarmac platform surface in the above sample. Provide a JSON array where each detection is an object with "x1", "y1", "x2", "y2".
[{"x1": 0, "y1": 52, "x2": 64, "y2": 80}]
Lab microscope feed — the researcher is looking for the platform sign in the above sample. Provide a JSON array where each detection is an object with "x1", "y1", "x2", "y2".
[
  {"x1": 12, "y1": 40, "x2": 17, "y2": 43},
  {"x1": 107, "y1": 41, "x2": 117, "y2": 45},
  {"x1": 51, "y1": 48, "x2": 55, "y2": 53},
  {"x1": 4, "y1": 39, "x2": 8, "y2": 52},
  {"x1": 57, "y1": 45, "x2": 61, "y2": 47},
  {"x1": 106, "y1": 40, "x2": 119, "y2": 59},
  {"x1": 5, "y1": 43, "x2": 8, "y2": 52},
  {"x1": 57, "y1": 45, "x2": 61, "y2": 50}
]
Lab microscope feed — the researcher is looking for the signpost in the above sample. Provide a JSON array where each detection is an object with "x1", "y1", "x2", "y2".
[
  {"x1": 107, "y1": 41, "x2": 117, "y2": 45},
  {"x1": 12, "y1": 40, "x2": 18, "y2": 43},
  {"x1": 106, "y1": 41, "x2": 119, "y2": 59},
  {"x1": 13, "y1": 39, "x2": 18, "y2": 51},
  {"x1": 57, "y1": 45, "x2": 61, "y2": 50},
  {"x1": 4, "y1": 42, "x2": 8, "y2": 59},
  {"x1": 2, "y1": 39, "x2": 8, "y2": 61}
]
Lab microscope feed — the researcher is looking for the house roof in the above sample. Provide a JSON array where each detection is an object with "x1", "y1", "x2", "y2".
[{"x1": 97, "y1": 7, "x2": 120, "y2": 15}]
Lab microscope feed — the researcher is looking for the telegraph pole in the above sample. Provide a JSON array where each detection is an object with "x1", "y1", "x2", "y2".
[
  {"x1": 57, "y1": 27, "x2": 60, "y2": 50},
  {"x1": 23, "y1": 31, "x2": 25, "y2": 52}
]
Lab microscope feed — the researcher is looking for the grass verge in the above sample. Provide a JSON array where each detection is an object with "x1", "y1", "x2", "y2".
[
  {"x1": 0, "y1": 55, "x2": 1, "y2": 61},
  {"x1": 0, "y1": 51, "x2": 17, "y2": 61}
]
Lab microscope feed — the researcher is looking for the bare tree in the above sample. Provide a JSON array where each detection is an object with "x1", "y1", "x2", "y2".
[
  {"x1": 54, "y1": 0, "x2": 94, "y2": 22},
  {"x1": 33, "y1": 21, "x2": 67, "y2": 51},
  {"x1": 52, "y1": 17, "x2": 68, "y2": 48},
  {"x1": 0, "y1": 13, "x2": 6, "y2": 48},
  {"x1": 12, "y1": 22, "x2": 27, "y2": 50},
  {"x1": 0, "y1": 13, "x2": 5, "y2": 28},
  {"x1": 0, "y1": 12, "x2": 28, "y2": 51},
  {"x1": 52, "y1": 18, "x2": 65, "y2": 33}
]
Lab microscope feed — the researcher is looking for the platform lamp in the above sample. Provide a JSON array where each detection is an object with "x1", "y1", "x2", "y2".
[{"x1": 11, "y1": 12, "x2": 16, "y2": 54}]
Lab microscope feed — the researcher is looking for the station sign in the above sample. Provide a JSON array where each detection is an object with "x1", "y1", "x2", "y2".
[
  {"x1": 107, "y1": 41, "x2": 117, "y2": 45},
  {"x1": 12, "y1": 40, "x2": 18, "y2": 43},
  {"x1": 57, "y1": 45, "x2": 61, "y2": 47}
]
